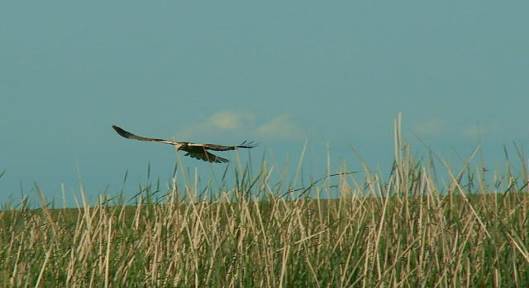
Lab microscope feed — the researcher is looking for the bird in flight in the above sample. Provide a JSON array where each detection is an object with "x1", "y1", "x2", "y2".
[{"x1": 112, "y1": 125, "x2": 256, "y2": 163}]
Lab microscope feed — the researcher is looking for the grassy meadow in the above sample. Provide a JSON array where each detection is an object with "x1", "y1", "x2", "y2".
[{"x1": 1, "y1": 118, "x2": 529, "y2": 287}]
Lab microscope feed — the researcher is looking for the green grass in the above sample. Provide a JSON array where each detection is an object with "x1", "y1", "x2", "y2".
[{"x1": 1, "y1": 116, "x2": 529, "y2": 287}]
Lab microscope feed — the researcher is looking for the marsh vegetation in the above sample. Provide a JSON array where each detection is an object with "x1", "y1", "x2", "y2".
[{"x1": 1, "y1": 117, "x2": 529, "y2": 287}]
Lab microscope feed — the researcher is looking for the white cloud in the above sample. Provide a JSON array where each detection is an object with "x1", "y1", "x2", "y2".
[
  {"x1": 462, "y1": 121, "x2": 498, "y2": 139},
  {"x1": 413, "y1": 118, "x2": 445, "y2": 137},
  {"x1": 256, "y1": 114, "x2": 304, "y2": 140},
  {"x1": 175, "y1": 111, "x2": 254, "y2": 139},
  {"x1": 175, "y1": 111, "x2": 303, "y2": 141},
  {"x1": 208, "y1": 111, "x2": 254, "y2": 130}
]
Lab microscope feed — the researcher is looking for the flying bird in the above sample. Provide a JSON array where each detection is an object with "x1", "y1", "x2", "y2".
[{"x1": 112, "y1": 125, "x2": 256, "y2": 163}]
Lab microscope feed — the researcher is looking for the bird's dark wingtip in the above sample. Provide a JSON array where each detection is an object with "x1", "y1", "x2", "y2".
[
  {"x1": 112, "y1": 125, "x2": 131, "y2": 139},
  {"x1": 238, "y1": 140, "x2": 257, "y2": 148}
]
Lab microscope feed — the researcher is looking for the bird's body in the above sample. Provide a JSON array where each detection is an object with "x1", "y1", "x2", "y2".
[{"x1": 112, "y1": 125, "x2": 256, "y2": 163}]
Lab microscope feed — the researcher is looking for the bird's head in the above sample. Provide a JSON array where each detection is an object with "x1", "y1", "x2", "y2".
[{"x1": 174, "y1": 143, "x2": 188, "y2": 151}]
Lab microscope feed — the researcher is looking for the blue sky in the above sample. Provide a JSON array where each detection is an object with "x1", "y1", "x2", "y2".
[{"x1": 1, "y1": 0, "x2": 528, "y2": 204}]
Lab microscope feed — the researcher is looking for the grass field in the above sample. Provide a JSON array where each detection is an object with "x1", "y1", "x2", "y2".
[{"x1": 1, "y1": 118, "x2": 529, "y2": 287}]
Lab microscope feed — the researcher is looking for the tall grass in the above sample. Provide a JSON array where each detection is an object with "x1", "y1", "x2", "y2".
[{"x1": 1, "y1": 115, "x2": 529, "y2": 287}]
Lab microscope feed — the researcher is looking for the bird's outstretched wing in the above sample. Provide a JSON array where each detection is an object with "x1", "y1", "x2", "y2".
[
  {"x1": 196, "y1": 140, "x2": 258, "y2": 151},
  {"x1": 112, "y1": 125, "x2": 178, "y2": 145},
  {"x1": 112, "y1": 125, "x2": 256, "y2": 163}
]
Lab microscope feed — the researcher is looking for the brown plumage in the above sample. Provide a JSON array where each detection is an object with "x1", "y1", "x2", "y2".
[{"x1": 112, "y1": 125, "x2": 256, "y2": 163}]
